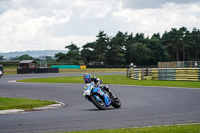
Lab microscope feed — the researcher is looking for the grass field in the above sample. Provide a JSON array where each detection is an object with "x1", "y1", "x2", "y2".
[
  {"x1": 53, "y1": 124, "x2": 200, "y2": 133},
  {"x1": 3, "y1": 66, "x2": 17, "y2": 75},
  {"x1": 0, "y1": 97, "x2": 56, "y2": 110},
  {"x1": 18, "y1": 75, "x2": 200, "y2": 88}
]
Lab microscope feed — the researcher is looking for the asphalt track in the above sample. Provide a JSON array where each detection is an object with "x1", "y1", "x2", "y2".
[{"x1": 0, "y1": 73, "x2": 200, "y2": 133}]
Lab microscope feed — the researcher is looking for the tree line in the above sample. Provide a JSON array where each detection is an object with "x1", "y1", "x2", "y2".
[
  {"x1": 56, "y1": 27, "x2": 200, "y2": 66},
  {"x1": 1, "y1": 27, "x2": 199, "y2": 66}
]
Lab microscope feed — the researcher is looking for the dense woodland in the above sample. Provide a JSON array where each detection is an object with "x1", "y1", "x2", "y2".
[
  {"x1": 55, "y1": 27, "x2": 200, "y2": 66},
  {"x1": 1, "y1": 27, "x2": 200, "y2": 66}
]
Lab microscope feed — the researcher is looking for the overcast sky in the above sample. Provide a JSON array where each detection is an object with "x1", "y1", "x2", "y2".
[{"x1": 0, "y1": 0, "x2": 200, "y2": 53}]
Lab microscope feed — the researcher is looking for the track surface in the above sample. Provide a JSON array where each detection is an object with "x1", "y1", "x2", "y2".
[{"x1": 0, "y1": 73, "x2": 200, "y2": 133}]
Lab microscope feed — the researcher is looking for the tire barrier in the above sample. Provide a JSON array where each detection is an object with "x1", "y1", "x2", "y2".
[
  {"x1": 175, "y1": 68, "x2": 200, "y2": 81},
  {"x1": 152, "y1": 68, "x2": 176, "y2": 80},
  {"x1": 128, "y1": 68, "x2": 142, "y2": 80},
  {"x1": 127, "y1": 68, "x2": 200, "y2": 81},
  {"x1": 152, "y1": 68, "x2": 200, "y2": 81},
  {"x1": 17, "y1": 68, "x2": 59, "y2": 74}
]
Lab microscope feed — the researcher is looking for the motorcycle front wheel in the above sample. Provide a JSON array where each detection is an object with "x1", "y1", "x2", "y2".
[
  {"x1": 91, "y1": 95, "x2": 106, "y2": 110},
  {"x1": 111, "y1": 98, "x2": 121, "y2": 108}
]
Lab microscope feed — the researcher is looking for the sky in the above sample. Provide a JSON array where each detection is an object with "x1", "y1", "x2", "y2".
[{"x1": 0, "y1": 0, "x2": 200, "y2": 53}]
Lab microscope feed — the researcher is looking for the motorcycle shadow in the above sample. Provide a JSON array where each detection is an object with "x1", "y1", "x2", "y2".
[{"x1": 84, "y1": 107, "x2": 118, "y2": 111}]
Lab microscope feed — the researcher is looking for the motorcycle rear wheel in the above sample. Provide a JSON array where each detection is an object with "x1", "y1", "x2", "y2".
[{"x1": 91, "y1": 95, "x2": 106, "y2": 110}]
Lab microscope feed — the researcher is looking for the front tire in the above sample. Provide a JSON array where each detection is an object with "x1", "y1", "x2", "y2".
[
  {"x1": 91, "y1": 95, "x2": 106, "y2": 110},
  {"x1": 111, "y1": 98, "x2": 121, "y2": 108}
]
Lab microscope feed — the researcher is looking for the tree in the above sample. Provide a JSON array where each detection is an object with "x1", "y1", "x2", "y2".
[
  {"x1": 161, "y1": 27, "x2": 189, "y2": 61},
  {"x1": 81, "y1": 42, "x2": 95, "y2": 64},
  {"x1": 55, "y1": 52, "x2": 68, "y2": 63},
  {"x1": 0, "y1": 55, "x2": 4, "y2": 60},
  {"x1": 106, "y1": 31, "x2": 127, "y2": 65},
  {"x1": 124, "y1": 33, "x2": 135, "y2": 64},
  {"x1": 93, "y1": 31, "x2": 109, "y2": 63},
  {"x1": 129, "y1": 42, "x2": 151, "y2": 65},
  {"x1": 147, "y1": 36, "x2": 169, "y2": 65},
  {"x1": 46, "y1": 56, "x2": 56, "y2": 64},
  {"x1": 191, "y1": 28, "x2": 200, "y2": 60},
  {"x1": 134, "y1": 33, "x2": 146, "y2": 43},
  {"x1": 12, "y1": 54, "x2": 33, "y2": 60},
  {"x1": 57, "y1": 27, "x2": 200, "y2": 66},
  {"x1": 65, "y1": 43, "x2": 81, "y2": 64}
]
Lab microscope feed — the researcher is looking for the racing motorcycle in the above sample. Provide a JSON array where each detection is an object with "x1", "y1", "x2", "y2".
[
  {"x1": 83, "y1": 83, "x2": 121, "y2": 110},
  {"x1": 0, "y1": 64, "x2": 3, "y2": 78}
]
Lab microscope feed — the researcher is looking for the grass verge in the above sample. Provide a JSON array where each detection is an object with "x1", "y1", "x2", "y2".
[
  {"x1": 17, "y1": 75, "x2": 200, "y2": 88},
  {"x1": 52, "y1": 124, "x2": 200, "y2": 133},
  {"x1": 0, "y1": 97, "x2": 56, "y2": 110}
]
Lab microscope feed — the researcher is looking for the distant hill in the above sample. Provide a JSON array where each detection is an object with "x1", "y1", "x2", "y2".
[{"x1": 0, "y1": 50, "x2": 68, "y2": 59}]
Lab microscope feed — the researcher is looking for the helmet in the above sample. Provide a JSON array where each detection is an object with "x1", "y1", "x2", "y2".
[{"x1": 83, "y1": 73, "x2": 91, "y2": 83}]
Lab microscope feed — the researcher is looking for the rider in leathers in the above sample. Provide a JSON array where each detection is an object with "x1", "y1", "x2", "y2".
[{"x1": 83, "y1": 73, "x2": 116, "y2": 98}]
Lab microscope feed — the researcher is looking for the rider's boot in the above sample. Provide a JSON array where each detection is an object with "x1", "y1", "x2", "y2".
[{"x1": 103, "y1": 85, "x2": 117, "y2": 99}]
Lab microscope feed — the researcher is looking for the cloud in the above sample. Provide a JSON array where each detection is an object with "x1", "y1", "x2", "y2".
[
  {"x1": 78, "y1": 1, "x2": 112, "y2": 19},
  {"x1": 0, "y1": 1, "x2": 73, "y2": 52},
  {"x1": 112, "y1": 2, "x2": 200, "y2": 36},
  {"x1": 0, "y1": 0, "x2": 200, "y2": 53},
  {"x1": 122, "y1": 0, "x2": 200, "y2": 9}
]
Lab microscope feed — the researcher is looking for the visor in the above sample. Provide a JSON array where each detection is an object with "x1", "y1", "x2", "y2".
[{"x1": 84, "y1": 78, "x2": 91, "y2": 83}]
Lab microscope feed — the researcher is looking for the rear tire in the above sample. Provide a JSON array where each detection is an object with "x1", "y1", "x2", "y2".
[
  {"x1": 91, "y1": 95, "x2": 106, "y2": 110},
  {"x1": 111, "y1": 98, "x2": 121, "y2": 108}
]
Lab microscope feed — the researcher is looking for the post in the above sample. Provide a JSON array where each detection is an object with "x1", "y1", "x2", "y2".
[{"x1": 141, "y1": 68, "x2": 144, "y2": 80}]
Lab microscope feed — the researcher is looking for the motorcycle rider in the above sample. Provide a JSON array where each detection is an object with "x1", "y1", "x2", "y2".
[{"x1": 83, "y1": 73, "x2": 116, "y2": 98}]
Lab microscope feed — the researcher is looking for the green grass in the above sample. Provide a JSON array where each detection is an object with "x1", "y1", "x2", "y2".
[
  {"x1": 52, "y1": 124, "x2": 200, "y2": 133},
  {"x1": 3, "y1": 66, "x2": 17, "y2": 75},
  {"x1": 18, "y1": 76, "x2": 85, "y2": 83},
  {"x1": 18, "y1": 75, "x2": 200, "y2": 88},
  {"x1": 0, "y1": 97, "x2": 56, "y2": 110}
]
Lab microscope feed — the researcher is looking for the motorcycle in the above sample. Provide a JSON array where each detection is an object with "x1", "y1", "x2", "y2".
[
  {"x1": 0, "y1": 64, "x2": 3, "y2": 79},
  {"x1": 83, "y1": 83, "x2": 121, "y2": 110}
]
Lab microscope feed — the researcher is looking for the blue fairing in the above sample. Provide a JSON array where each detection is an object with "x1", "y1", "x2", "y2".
[{"x1": 93, "y1": 87, "x2": 111, "y2": 107}]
